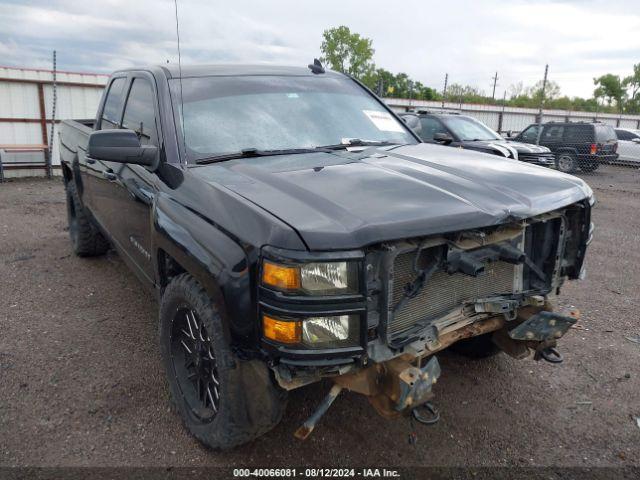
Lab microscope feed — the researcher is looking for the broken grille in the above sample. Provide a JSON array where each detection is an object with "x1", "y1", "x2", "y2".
[{"x1": 387, "y1": 249, "x2": 519, "y2": 338}]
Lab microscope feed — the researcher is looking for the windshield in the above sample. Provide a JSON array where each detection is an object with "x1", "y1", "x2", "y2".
[
  {"x1": 169, "y1": 75, "x2": 416, "y2": 162},
  {"x1": 440, "y1": 116, "x2": 501, "y2": 141}
]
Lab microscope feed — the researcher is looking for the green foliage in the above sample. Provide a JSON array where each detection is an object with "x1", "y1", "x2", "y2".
[
  {"x1": 320, "y1": 26, "x2": 375, "y2": 79},
  {"x1": 318, "y1": 26, "x2": 640, "y2": 114},
  {"x1": 594, "y1": 74, "x2": 626, "y2": 112}
]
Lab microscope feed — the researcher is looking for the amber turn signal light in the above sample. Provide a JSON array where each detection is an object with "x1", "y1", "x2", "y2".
[
  {"x1": 262, "y1": 314, "x2": 301, "y2": 344},
  {"x1": 262, "y1": 261, "x2": 300, "y2": 291}
]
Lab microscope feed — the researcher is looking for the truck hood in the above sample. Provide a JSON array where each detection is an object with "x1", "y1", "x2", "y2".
[
  {"x1": 462, "y1": 139, "x2": 551, "y2": 157},
  {"x1": 195, "y1": 143, "x2": 592, "y2": 250}
]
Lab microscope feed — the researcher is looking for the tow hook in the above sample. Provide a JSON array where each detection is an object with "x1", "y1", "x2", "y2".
[
  {"x1": 536, "y1": 346, "x2": 564, "y2": 363},
  {"x1": 411, "y1": 401, "x2": 440, "y2": 425}
]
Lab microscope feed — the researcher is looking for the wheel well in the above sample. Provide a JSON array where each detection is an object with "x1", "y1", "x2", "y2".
[
  {"x1": 158, "y1": 249, "x2": 187, "y2": 290},
  {"x1": 555, "y1": 149, "x2": 577, "y2": 156}
]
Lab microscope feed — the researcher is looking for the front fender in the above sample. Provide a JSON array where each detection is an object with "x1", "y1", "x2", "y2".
[{"x1": 152, "y1": 193, "x2": 257, "y2": 343}]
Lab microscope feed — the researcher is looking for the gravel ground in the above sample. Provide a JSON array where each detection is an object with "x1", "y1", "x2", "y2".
[{"x1": 0, "y1": 165, "x2": 639, "y2": 469}]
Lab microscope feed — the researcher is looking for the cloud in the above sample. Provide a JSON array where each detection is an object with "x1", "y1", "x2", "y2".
[{"x1": 0, "y1": 0, "x2": 638, "y2": 98}]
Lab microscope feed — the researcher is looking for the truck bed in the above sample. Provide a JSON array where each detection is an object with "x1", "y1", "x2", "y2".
[{"x1": 59, "y1": 119, "x2": 95, "y2": 162}]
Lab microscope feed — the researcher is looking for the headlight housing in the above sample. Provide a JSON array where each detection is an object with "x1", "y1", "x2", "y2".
[
  {"x1": 262, "y1": 260, "x2": 359, "y2": 295},
  {"x1": 262, "y1": 313, "x2": 360, "y2": 348}
]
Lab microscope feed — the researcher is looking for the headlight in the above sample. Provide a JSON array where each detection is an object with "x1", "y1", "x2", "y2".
[
  {"x1": 262, "y1": 260, "x2": 358, "y2": 295},
  {"x1": 262, "y1": 313, "x2": 360, "y2": 348}
]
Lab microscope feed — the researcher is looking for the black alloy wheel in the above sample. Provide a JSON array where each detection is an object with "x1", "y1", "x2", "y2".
[{"x1": 170, "y1": 306, "x2": 220, "y2": 421}]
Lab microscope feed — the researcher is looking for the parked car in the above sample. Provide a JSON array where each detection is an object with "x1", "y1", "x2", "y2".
[
  {"x1": 400, "y1": 110, "x2": 555, "y2": 166},
  {"x1": 614, "y1": 128, "x2": 640, "y2": 165},
  {"x1": 511, "y1": 121, "x2": 618, "y2": 173},
  {"x1": 59, "y1": 63, "x2": 594, "y2": 449}
]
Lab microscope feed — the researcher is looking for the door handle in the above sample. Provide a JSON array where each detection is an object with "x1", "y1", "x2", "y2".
[
  {"x1": 124, "y1": 178, "x2": 154, "y2": 205},
  {"x1": 86, "y1": 157, "x2": 96, "y2": 164},
  {"x1": 102, "y1": 170, "x2": 117, "y2": 181}
]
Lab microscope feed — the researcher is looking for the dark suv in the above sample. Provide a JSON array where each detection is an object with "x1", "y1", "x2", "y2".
[
  {"x1": 512, "y1": 121, "x2": 618, "y2": 173},
  {"x1": 400, "y1": 111, "x2": 555, "y2": 166}
]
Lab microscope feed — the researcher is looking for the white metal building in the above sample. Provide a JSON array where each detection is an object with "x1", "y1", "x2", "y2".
[{"x1": 0, "y1": 66, "x2": 107, "y2": 179}]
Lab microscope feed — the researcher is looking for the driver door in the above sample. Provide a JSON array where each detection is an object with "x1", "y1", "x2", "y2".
[{"x1": 109, "y1": 74, "x2": 161, "y2": 285}]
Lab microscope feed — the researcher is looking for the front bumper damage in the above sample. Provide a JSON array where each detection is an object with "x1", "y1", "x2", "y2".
[{"x1": 293, "y1": 304, "x2": 578, "y2": 438}]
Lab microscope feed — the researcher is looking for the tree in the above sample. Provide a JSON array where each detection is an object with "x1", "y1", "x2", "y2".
[
  {"x1": 593, "y1": 74, "x2": 626, "y2": 112},
  {"x1": 526, "y1": 80, "x2": 561, "y2": 105},
  {"x1": 320, "y1": 26, "x2": 375, "y2": 80},
  {"x1": 623, "y1": 63, "x2": 640, "y2": 113}
]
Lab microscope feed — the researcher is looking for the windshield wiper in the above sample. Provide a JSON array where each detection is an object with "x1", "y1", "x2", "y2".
[
  {"x1": 195, "y1": 147, "x2": 323, "y2": 165},
  {"x1": 315, "y1": 139, "x2": 399, "y2": 150}
]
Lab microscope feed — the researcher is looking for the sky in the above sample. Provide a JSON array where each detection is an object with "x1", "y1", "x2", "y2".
[{"x1": 0, "y1": 0, "x2": 638, "y2": 98}]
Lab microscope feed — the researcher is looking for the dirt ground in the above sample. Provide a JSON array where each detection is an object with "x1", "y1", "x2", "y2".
[{"x1": 1, "y1": 164, "x2": 639, "y2": 470}]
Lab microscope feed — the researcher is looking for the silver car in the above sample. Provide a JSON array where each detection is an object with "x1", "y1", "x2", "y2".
[{"x1": 614, "y1": 128, "x2": 640, "y2": 165}]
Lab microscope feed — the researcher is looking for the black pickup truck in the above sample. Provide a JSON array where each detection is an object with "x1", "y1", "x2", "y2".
[{"x1": 59, "y1": 64, "x2": 594, "y2": 449}]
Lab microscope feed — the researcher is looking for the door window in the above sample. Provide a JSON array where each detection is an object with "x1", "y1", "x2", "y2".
[
  {"x1": 121, "y1": 78, "x2": 159, "y2": 146},
  {"x1": 419, "y1": 117, "x2": 449, "y2": 141},
  {"x1": 100, "y1": 77, "x2": 127, "y2": 129},
  {"x1": 518, "y1": 125, "x2": 540, "y2": 143},
  {"x1": 616, "y1": 129, "x2": 630, "y2": 141}
]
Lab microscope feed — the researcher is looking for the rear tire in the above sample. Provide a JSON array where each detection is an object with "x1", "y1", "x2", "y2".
[
  {"x1": 65, "y1": 181, "x2": 109, "y2": 257},
  {"x1": 449, "y1": 332, "x2": 501, "y2": 359},
  {"x1": 556, "y1": 153, "x2": 577, "y2": 173},
  {"x1": 159, "y1": 273, "x2": 287, "y2": 449}
]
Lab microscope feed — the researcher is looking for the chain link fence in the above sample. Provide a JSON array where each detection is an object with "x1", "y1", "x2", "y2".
[{"x1": 387, "y1": 98, "x2": 640, "y2": 173}]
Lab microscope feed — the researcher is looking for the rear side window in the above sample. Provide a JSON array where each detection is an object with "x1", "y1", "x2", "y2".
[
  {"x1": 121, "y1": 78, "x2": 158, "y2": 146},
  {"x1": 542, "y1": 125, "x2": 564, "y2": 141},
  {"x1": 419, "y1": 117, "x2": 448, "y2": 141},
  {"x1": 563, "y1": 125, "x2": 591, "y2": 142},
  {"x1": 100, "y1": 77, "x2": 127, "y2": 129},
  {"x1": 596, "y1": 124, "x2": 616, "y2": 142}
]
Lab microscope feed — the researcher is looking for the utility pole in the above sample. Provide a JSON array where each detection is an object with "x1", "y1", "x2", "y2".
[
  {"x1": 441, "y1": 73, "x2": 448, "y2": 108},
  {"x1": 535, "y1": 64, "x2": 549, "y2": 145},
  {"x1": 491, "y1": 71, "x2": 498, "y2": 100},
  {"x1": 498, "y1": 90, "x2": 507, "y2": 133},
  {"x1": 537, "y1": 64, "x2": 548, "y2": 123}
]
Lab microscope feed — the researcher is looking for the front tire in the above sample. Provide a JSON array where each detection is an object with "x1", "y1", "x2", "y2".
[
  {"x1": 556, "y1": 153, "x2": 578, "y2": 173},
  {"x1": 65, "y1": 181, "x2": 109, "y2": 257},
  {"x1": 159, "y1": 274, "x2": 287, "y2": 449}
]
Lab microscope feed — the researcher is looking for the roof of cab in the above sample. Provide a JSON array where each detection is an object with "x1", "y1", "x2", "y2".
[{"x1": 150, "y1": 64, "x2": 344, "y2": 79}]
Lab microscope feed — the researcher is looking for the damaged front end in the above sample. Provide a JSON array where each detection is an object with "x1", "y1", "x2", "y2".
[{"x1": 260, "y1": 199, "x2": 593, "y2": 437}]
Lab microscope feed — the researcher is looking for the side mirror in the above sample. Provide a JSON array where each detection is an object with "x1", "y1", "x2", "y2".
[
  {"x1": 87, "y1": 129, "x2": 157, "y2": 167},
  {"x1": 433, "y1": 132, "x2": 454, "y2": 145},
  {"x1": 401, "y1": 114, "x2": 422, "y2": 135}
]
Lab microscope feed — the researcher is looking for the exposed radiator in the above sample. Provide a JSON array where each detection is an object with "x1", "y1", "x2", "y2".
[{"x1": 387, "y1": 249, "x2": 519, "y2": 337}]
